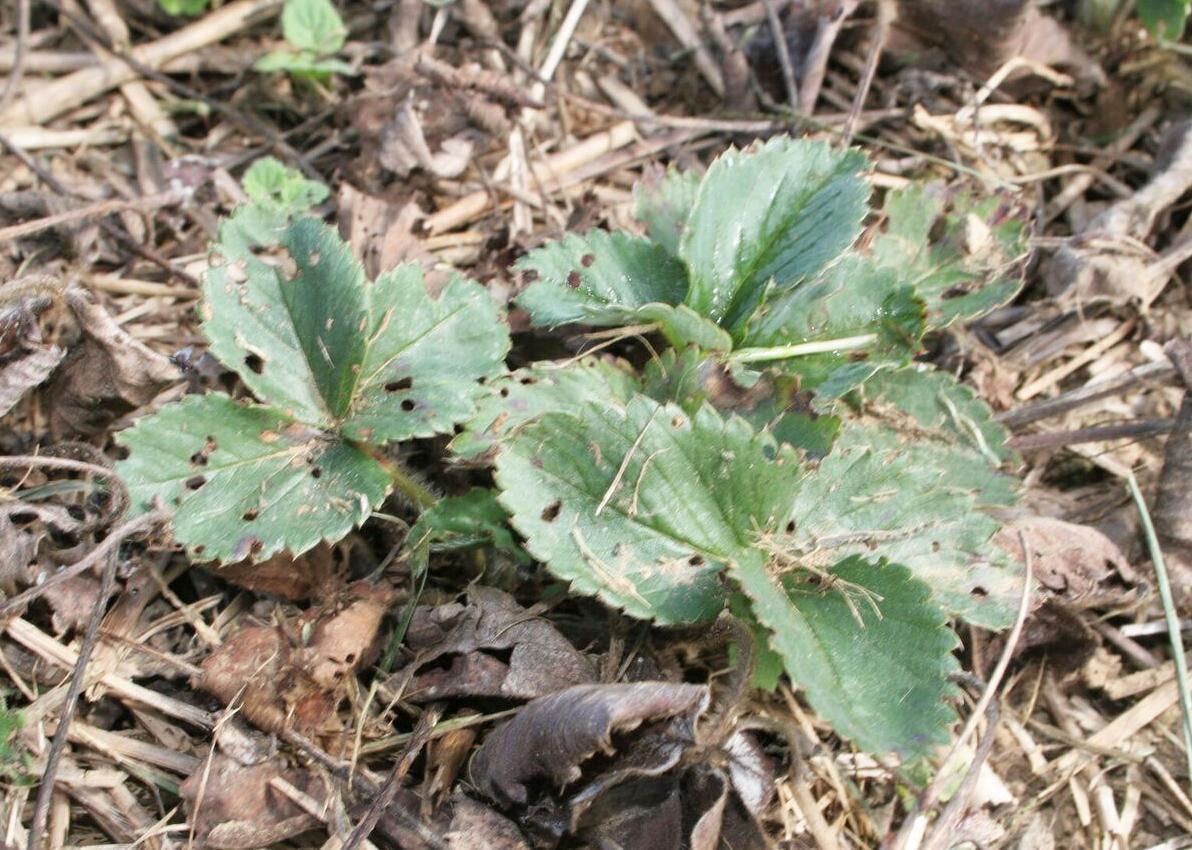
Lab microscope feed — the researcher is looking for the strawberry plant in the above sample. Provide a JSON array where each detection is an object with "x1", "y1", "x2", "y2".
[{"x1": 118, "y1": 139, "x2": 1030, "y2": 763}]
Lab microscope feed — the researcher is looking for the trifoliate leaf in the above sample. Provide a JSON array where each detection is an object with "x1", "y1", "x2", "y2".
[
  {"x1": 859, "y1": 366, "x2": 1014, "y2": 464},
  {"x1": 116, "y1": 394, "x2": 390, "y2": 562},
  {"x1": 733, "y1": 554, "x2": 959, "y2": 759},
  {"x1": 737, "y1": 255, "x2": 926, "y2": 394},
  {"x1": 873, "y1": 185, "x2": 1028, "y2": 330},
  {"x1": 633, "y1": 166, "x2": 701, "y2": 256},
  {"x1": 452, "y1": 358, "x2": 639, "y2": 460},
  {"x1": 787, "y1": 425, "x2": 1020, "y2": 628},
  {"x1": 241, "y1": 157, "x2": 329, "y2": 211},
  {"x1": 280, "y1": 0, "x2": 347, "y2": 55},
  {"x1": 495, "y1": 396, "x2": 803, "y2": 623},
  {"x1": 680, "y1": 138, "x2": 869, "y2": 329},
  {"x1": 515, "y1": 231, "x2": 688, "y2": 327},
  {"x1": 203, "y1": 218, "x2": 508, "y2": 441}
]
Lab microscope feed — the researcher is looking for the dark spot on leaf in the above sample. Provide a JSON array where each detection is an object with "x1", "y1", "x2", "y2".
[
  {"x1": 521, "y1": 269, "x2": 539, "y2": 284},
  {"x1": 185, "y1": 475, "x2": 206, "y2": 490},
  {"x1": 67, "y1": 505, "x2": 85, "y2": 521},
  {"x1": 245, "y1": 353, "x2": 265, "y2": 374},
  {"x1": 688, "y1": 555, "x2": 705, "y2": 567},
  {"x1": 499, "y1": 387, "x2": 510, "y2": 398},
  {"x1": 519, "y1": 376, "x2": 537, "y2": 386},
  {"x1": 541, "y1": 500, "x2": 562, "y2": 522},
  {"x1": 344, "y1": 653, "x2": 356, "y2": 664},
  {"x1": 580, "y1": 253, "x2": 595, "y2": 267},
  {"x1": 806, "y1": 575, "x2": 823, "y2": 588},
  {"x1": 671, "y1": 415, "x2": 685, "y2": 428},
  {"x1": 194, "y1": 544, "x2": 206, "y2": 555},
  {"x1": 567, "y1": 270, "x2": 582, "y2": 289},
  {"x1": 932, "y1": 540, "x2": 941, "y2": 552},
  {"x1": 190, "y1": 436, "x2": 217, "y2": 467},
  {"x1": 310, "y1": 466, "x2": 322, "y2": 479},
  {"x1": 243, "y1": 508, "x2": 259, "y2": 521},
  {"x1": 385, "y1": 377, "x2": 414, "y2": 392},
  {"x1": 786, "y1": 519, "x2": 796, "y2": 533},
  {"x1": 847, "y1": 351, "x2": 870, "y2": 362},
  {"x1": 971, "y1": 586, "x2": 988, "y2": 598},
  {"x1": 401, "y1": 399, "x2": 416, "y2": 412}
]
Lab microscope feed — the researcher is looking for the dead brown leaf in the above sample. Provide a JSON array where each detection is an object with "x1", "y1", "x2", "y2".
[
  {"x1": 994, "y1": 516, "x2": 1133, "y2": 603},
  {"x1": 213, "y1": 540, "x2": 353, "y2": 601},
  {"x1": 397, "y1": 586, "x2": 596, "y2": 702},
  {"x1": 46, "y1": 292, "x2": 178, "y2": 437},
  {"x1": 470, "y1": 681, "x2": 708, "y2": 806},
  {"x1": 180, "y1": 753, "x2": 319, "y2": 849}
]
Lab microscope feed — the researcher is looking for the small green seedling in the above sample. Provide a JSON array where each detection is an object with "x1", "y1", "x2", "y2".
[
  {"x1": 157, "y1": 0, "x2": 209, "y2": 16},
  {"x1": 255, "y1": 0, "x2": 356, "y2": 79},
  {"x1": 119, "y1": 140, "x2": 1031, "y2": 765}
]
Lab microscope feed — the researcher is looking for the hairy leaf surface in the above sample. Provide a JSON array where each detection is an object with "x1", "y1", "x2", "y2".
[
  {"x1": 495, "y1": 396, "x2": 802, "y2": 622},
  {"x1": 787, "y1": 426, "x2": 1020, "y2": 627},
  {"x1": 734, "y1": 555, "x2": 959, "y2": 759},
  {"x1": 680, "y1": 138, "x2": 868, "y2": 328},
  {"x1": 117, "y1": 394, "x2": 390, "y2": 561},
  {"x1": 204, "y1": 218, "x2": 508, "y2": 440},
  {"x1": 515, "y1": 231, "x2": 688, "y2": 327}
]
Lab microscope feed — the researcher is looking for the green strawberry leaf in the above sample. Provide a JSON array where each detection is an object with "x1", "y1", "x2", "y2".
[
  {"x1": 633, "y1": 166, "x2": 701, "y2": 256},
  {"x1": 452, "y1": 358, "x2": 639, "y2": 461},
  {"x1": 203, "y1": 217, "x2": 509, "y2": 441},
  {"x1": 241, "y1": 157, "x2": 329, "y2": 211},
  {"x1": 858, "y1": 366, "x2": 1014, "y2": 464},
  {"x1": 1138, "y1": 0, "x2": 1190, "y2": 37},
  {"x1": 873, "y1": 185, "x2": 1028, "y2": 330},
  {"x1": 254, "y1": 50, "x2": 355, "y2": 77},
  {"x1": 280, "y1": 0, "x2": 347, "y2": 55},
  {"x1": 494, "y1": 395, "x2": 803, "y2": 623},
  {"x1": 787, "y1": 425, "x2": 1020, "y2": 628},
  {"x1": 515, "y1": 231, "x2": 689, "y2": 328},
  {"x1": 736, "y1": 255, "x2": 926, "y2": 395},
  {"x1": 680, "y1": 138, "x2": 869, "y2": 329},
  {"x1": 116, "y1": 394, "x2": 390, "y2": 562},
  {"x1": 408, "y1": 488, "x2": 527, "y2": 561},
  {"x1": 733, "y1": 554, "x2": 960, "y2": 760}
]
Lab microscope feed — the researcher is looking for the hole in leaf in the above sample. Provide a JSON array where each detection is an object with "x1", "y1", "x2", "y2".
[
  {"x1": 310, "y1": 466, "x2": 322, "y2": 479},
  {"x1": 400, "y1": 399, "x2": 416, "y2": 412},
  {"x1": 671, "y1": 415, "x2": 685, "y2": 428},
  {"x1": 567, "y1": 271, "x2": 582, "y2": 289},
  {"x1": 344, "y1": 652, "x2": 356, "y2": 664},
  {"x1": 190, "y1": 436, "x2": 217, "y2": 467},
  {"x1": 971, "y1": 586, "x2": 989, "y2": 598},
  {"x1": 521, "y1": 269, "x2": 539, "y2": 284},
  {"x1": 185, "y1": 475, "x2": 206, "y2": 490},
  {"x1": 519, "y1": 376, "x2": 537, "y2": 386},
  {"x1": 243, "y1": 508, "x2": 260, "y2": 521},
  {"x1": 499, "y1": 387, "x2": 510, "y2": 398},
  {"x1": 785, "y1": 520, "x2": 796, "y2": 533},
  {"x1": 67, "y1": 505, "x2": 85, "y2": 521},
  {"x1": 540, "y1": 500, "x2": 562, "y2": 522},
  {"x1": 245, "y1": 353, "x2": 265, "y2": 374},
  {"x1": 194, "y1": 544, "x2": 206, "y2": 555},
  {"x1": 932, "y1": 540, "x2": 941, "y2": 552},
  {"x1": 581, "y1": 253, "x2": 595, "y2": 267},
  {"x1": 688, "y1": 555, "x2": 705, "y2": 567},
  {"x1": 385, "y1": 377, "x2": 414, "y2": 392}
]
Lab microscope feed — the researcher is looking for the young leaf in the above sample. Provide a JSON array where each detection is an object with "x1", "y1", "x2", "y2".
[
  {"x1": 859, "y1": 366, "x2": 1014, "y2": 464},
  {"x1": 633, "y1": 166, "x2": 701, "y2": 256},
  {"x1": 873, "y1": 185, "x2": 1027, "y2": 330},
  {"x1": 280, "y1": 0, "x2": 347, "y2": 55},
  {"x1": 117, "y1": 394, "x2": 390, "y2": 562},
  {"x1": 203, "y1": 218, "x2": 509, "y2": 441},
  {"x1": 679, "y1": 138, "x2": 869, "y2": 329},
  {"x1": 452, "y1": 358, "x2": 639, "y2": 460},
  {"x1": 737, "y1": 255, "x2": 926, "y2": 395},
  {"x1": 408, "y1": 488, "x2": 527, "y2": 561},
  {"x1": 733, "y1": 554, "x2": 959, "y2": 759},
  {"x1": 494, "y1": 396, "x2": 803, "y2": 623},
  {"x1": 1137, "y1": 0, "x2": 1190, "y2": 37},
  {"x1": 254, "y1": 50, "x2": 356, "y2": 78},
  {"x1": 787, "y1": 426, "x2": 1020, "y2": 628},
  {"x1": 515, "y1": 231, "x2": 688, "y2": 327},
  {"x1": 157, "y1": 0, "x2": 209, "y2": 15},
  {"x1": 241, "y1": 157, "x2": 329, "y2": 211}
]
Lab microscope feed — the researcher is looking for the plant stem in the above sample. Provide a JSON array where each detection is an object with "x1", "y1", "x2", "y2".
[
  {"x1": 1127, "y1": 471, "x2": 1192, "y2": 784},
  {"x1": 728, "y1": 333, "x2": 878, "y2": 364},
  {"x1": 386, "y1": 459, "x2": 438, "y2": 511}
]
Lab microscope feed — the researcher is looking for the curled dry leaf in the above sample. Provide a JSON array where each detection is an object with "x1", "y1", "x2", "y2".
[
  {"x1": 397, "y1": 586, "x2": 595, "y2": 701},
  {"x1": 0, "y1": 509, "x2": 40, "y2": 597},
  {"x1": 213, "y1": 539, "x2": 355, "y2": 601},
  {"x1": 0, "y1": 345, "x2": 64, "y2": 418},
  {"x1": 195, "y1": 581, "x2": 395, "y2": 741},
  {"x1": 445, "y1": 795, "x2": 532, "y2": 850},
  {"x1": 994, "y1": 516, "x2": 1133, "y2": 604},
  {"x1": 180, "y1": 753, "x2": 319, "y2": 849},
  {"x1": 470, "y1": 682, "x2": 709, "y2": 806},
  {"x1": 47, "y1": 292, "x2": 178, "y2": 437}
]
